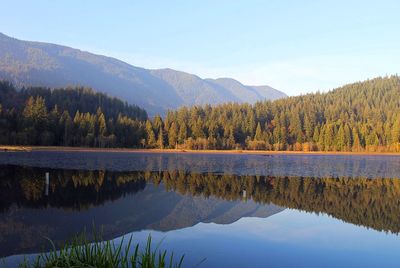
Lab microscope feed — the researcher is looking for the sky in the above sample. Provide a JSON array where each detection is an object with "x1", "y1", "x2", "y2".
[{"x1": 1, "y1": 0, "x2": 400, "y2": 96}]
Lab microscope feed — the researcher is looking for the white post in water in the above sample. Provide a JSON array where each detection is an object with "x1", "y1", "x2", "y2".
[
  {"x1": 45, "y1": 172, "x2": 49, "y2": 196},
  {"x1": 243, "y1": 189, "x2": 246, "y2": 199}
]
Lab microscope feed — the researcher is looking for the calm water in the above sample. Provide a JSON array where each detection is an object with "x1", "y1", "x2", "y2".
[{"x1": 1, "y1": 151, "x2": 400, "y2": 267}]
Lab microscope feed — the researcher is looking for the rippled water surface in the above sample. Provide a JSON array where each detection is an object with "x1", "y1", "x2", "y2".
[{"x1": 1, "y1": 151, "x2": 400, "y2": 267}]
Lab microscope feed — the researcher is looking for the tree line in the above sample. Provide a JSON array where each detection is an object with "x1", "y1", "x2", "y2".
[
  {"x1": 151, "y1": 75, "x2": 400, "y2": 152},
  {"x1": 1, "y1": 75, "x2": 400, "y2": 151},
  {"x1": 0, "y1": 81, "x2": 147, "y2": 147}
]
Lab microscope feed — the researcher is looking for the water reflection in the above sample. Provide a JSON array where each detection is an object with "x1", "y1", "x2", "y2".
[
  {"x1": 1, "y1": 164, "x2": 400, "y2": 257},
  {"x1": 1, "y1": 151, "x2": 400, "y2": 178}
]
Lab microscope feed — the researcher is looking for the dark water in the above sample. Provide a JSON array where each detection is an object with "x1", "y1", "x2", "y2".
[{"x1": 1, "y1": 151, "x2": 400, "y2": 267}]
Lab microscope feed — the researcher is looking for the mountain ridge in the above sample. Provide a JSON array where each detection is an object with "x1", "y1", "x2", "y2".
[{"x1": 0, "y1": 32, "x2": 286, "y2": 115}]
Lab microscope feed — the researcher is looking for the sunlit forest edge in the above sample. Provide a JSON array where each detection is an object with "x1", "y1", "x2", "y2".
[{"x1": 1, "y1": 75, "x2": 400, "y2": 152}]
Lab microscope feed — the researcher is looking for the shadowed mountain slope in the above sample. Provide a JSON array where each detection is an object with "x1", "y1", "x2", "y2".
[{"x1": 0, "y1": 33, "x2": 286, "y2": 115}]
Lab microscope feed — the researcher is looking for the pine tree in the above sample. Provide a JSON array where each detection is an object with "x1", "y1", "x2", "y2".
[
  {"x1": 227, "y1": 127, "x2": 236, "y2": 149},
  {"x1": 313, "y1": 125, "x2": 320, "y2": 143},
  {"x1": 304, "y1": 114, "x2": 314, "y2": 141},
  {"x1": 336, "y1": 124, "x2": 346, "y2": 151},
  {"x1": 22, "y1": 96, "x2": 48, "y2": 144},
  {"x1": 153, "y1": 115, "x2": 163, "y2": 135},
  {"x1": 157, "y1": 126, "x2": 164, "y2": 149},
  {"x1": 193, "y1": 117, "x2": 205, "y2": 139},
  {"x1": 97, "y1": 110, "x2": 107, "y2": 147},
  {"x1": 352, "y1": 127, "x2": 362, "y2": 152},
  {"x1": 178, "y1": 122, "x2": 188, "y2": 144},
  {"x1": 344, "y1": 124, "x2": 352, "y2": 151},
  {"x1": 145, "y1": 120, "x2": 156, "y2": 147},
  {"x1": 98, "y1": 112, "x2": 107, "y2": 137},
  {"x1": 392, "y1": 119, "x2": 400, "y2": 144},
  {"x1": 254, "y1": 122, "x2": 263, "y2": 141},
  {"x1": 168, "y1": 122, "x2": 178, "y2": 148}
]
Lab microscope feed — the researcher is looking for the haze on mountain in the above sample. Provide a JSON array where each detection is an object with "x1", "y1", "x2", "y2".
[{"x1": 0, "y1": 33, "x2": 286, "y2": 115}]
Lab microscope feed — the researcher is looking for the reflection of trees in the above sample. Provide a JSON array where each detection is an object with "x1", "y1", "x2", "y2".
[
  {"x1": 158, "y1": 172, "x2": 400, "y2": 234},
  {"x1": 1, "y1": 165, "x2": 400, "y2": 233},
  {"x1": 0, "y1": 166, "x2": 146, "y2": 211}
]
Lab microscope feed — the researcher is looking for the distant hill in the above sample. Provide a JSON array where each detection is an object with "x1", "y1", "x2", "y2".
[
  {"x1": 207, "y1": 78, "x2": 285, "y2": 103},
  {"x1": 0, "y1": 81, "x2": 148, "y2": 121},
  {"x1": 0, "y1": 33, "x2": 286, "y2": 115}
]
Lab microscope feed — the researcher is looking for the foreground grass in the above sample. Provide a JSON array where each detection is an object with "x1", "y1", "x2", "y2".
[{"x1": 18, "y1": 234, "x2": 184, "y2": 268}]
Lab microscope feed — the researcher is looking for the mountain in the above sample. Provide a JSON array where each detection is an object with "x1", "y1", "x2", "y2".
[
  {"x1": 0, "y1": 33, "x2": 181, "y2": 115},
  {"x1": 207, "y1": 78, "x2": 285, "y2": 103},
  {"x1": 150, "y1": 70, "x2": 286, "y2": 106},
  {"x1": 0, "y1": 33, "x2": 286, "y2": 115}
]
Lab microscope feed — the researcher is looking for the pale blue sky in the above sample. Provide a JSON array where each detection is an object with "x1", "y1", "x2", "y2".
[{"x1": 1, "y1": 0, "x2": 399, "y2": 95}]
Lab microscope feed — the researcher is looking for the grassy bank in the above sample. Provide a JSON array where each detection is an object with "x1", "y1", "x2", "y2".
[{"x1": 17, "y1": 235, "x2": 184, "y2": 268}]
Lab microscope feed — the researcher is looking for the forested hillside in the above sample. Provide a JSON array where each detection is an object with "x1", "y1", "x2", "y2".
[
  {"x1": 0, "y1": 82, "x2": 147, "y2": 121},
  {"x1": 1, "y1": 76, "x2": 400, "y2": 152},
  {"x1": 0, "y1": 81, "x2": 147, "y2": 147},
  {"x1": 153, "y1": 75, "x2": 400, "y2": 152}
]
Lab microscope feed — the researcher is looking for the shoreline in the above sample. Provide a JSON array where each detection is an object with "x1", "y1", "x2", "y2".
[{"x1": 0, "y1": 145, "x2": 399, "y2": 156}]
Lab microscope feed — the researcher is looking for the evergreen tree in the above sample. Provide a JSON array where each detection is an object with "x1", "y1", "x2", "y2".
[
  {"x1": 168, "y1": 122, "x2": 178, "y2": 148},
  {"x1": 145, "y1": 120, "x2": 156, "y2": 147},
  {"x1": 352, "y1": 127, "x2": 362, "y2": 152},
  {"x1": 336, "y1": 124, "x2": 346, "y2": 151},
  {"x1": 157, "y1": 126, "x2": 164, "y2": 149},
  {"x1": 227, "y1": 127, "x2": 236, "y2": 149},
  {"x1": 178, "y1": 122, "x2": 188, "y2": 144},
  {"x1": 254, "y1": 122, "x2": 263, "y2": 141}
]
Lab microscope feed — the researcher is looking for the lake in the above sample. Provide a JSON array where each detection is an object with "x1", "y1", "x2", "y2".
[{"x1": 1, "y1": 151, "x2": 400, "y2": 267}]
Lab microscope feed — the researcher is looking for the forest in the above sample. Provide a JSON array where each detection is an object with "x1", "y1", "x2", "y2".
[
  {"x1": 0, "y1": 75, "x2": 400, "y2": 151},
  {"x1": 158, "y1": 75, "x2": 400, "y2": 152},
  {"x1": 0, "y1": 81, "x2": 147, "y2": 147}
]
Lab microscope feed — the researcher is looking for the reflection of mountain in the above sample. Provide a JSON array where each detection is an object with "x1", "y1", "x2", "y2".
[
  {"x1": 148, "y1": 195, "x2": 282, "y2": 231},
  {"x1": 2, "y1": 165, "x2": 400, "y2": 257},
  {"x1": 0, "y1": 166, "x2": 282, "y2": 257},
  {"x1": 162, "y1": 172, "x2": 400, "y2": 234}
]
